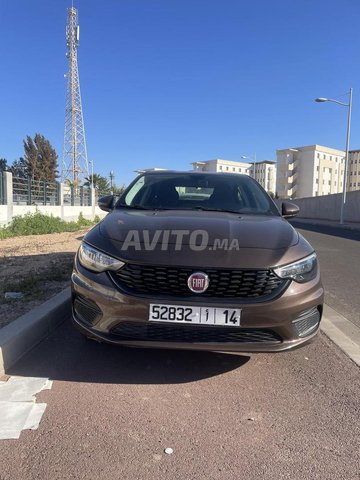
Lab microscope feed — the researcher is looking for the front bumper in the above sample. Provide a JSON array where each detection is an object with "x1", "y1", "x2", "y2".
[{"x1": 71, "y1": 260, "x2": 324, "y2": 353}]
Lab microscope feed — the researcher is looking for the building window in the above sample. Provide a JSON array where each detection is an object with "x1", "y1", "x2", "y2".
[
  {"x1": 239, "y1": 168, "x2": 241, "y2": 172},
  {"x1": 350, "y1": 183, "x2": 352, "y2": 187},
  {"x1": 219, "y1": 166, "x2": 222, "y2": 170},
  {"x1": 226, "y1": 167, "x2": 229, "y2": 171},
  {"x1": 335, "y1": 170, "x2": 337, "y2": 174},
  {"x1": 233, "y1": 167, "x2": 235, "y2": 172},
  {"x1": 335, "y1": 157, "x2": 338, "y2": 162},
  {"x1": 358, "y1": 182, "x2": 360, "y2": 186},
  {"x1": 316, "y1": 166, "x2": 319, "y2": 171},
  {"x1": 329, "y1": 180, "x2": 331, "y2": 185},
  {"x1": 317, "y1": 153, "x2": 320, "y2": 158},
  {"x1": 330, "y1": 156, "x2": 332, "y2": 160},
  {"x1": 316, "y1": 179, "x2": 319, "y2": 184},
  {"x1": 323, "y1": 154, "x2": 326, "y2": 159}
]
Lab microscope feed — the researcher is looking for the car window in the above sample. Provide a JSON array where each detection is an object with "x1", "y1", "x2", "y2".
[{"x1": 118, "y1": 173, "x2": 279, "y2": 216}]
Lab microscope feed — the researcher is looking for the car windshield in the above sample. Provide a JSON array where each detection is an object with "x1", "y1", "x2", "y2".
[{"x1": 117, "y1": 173, "x2": 279, "y2": 216}]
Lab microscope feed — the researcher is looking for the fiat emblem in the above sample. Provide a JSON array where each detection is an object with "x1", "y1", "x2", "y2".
[{"x1": 187, "y1": 272, "x2": 209, "y2": 293}]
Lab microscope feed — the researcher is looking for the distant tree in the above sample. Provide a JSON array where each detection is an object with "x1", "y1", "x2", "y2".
[
  {"x1": 84, "y1": 174, "x2": 110, "y2": 192},
  {"x1": 0, "y1": 158, "x2": 9, "y2": 172},
  {"x1": 23, "y1": 134, "x2": 58, "y2": 182},
  {"x1": 10, "y1": 157, "x2": 28, "y2": 178},
  {"x1": 112, "y1": 183, "x2": 126, "y2": 195}
]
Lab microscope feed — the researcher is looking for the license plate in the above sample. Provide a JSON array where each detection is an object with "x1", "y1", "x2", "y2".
[{"x1": 149, "y1": 304, "x2": 241, "y2": 326}]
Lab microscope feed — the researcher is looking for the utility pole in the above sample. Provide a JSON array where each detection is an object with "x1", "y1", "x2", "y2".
[
  {"x1": 110, "y1": 170, "x2": 114, "y2": 194},
  {"x1": 61, "y1": 6, "x2": 89, "y2": 186}
]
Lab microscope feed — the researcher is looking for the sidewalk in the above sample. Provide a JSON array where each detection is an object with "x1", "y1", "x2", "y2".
[{"x1": 291, "y1": 217, "x2": 360, "y2": 231}]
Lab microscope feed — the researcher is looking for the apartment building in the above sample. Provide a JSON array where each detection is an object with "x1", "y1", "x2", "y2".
[
  {"x1": 349, "y1": 150, "x2": 360, "y2": 191},
  {"x1": 276, "y1": 145, "x2": 346, "y2": 199},
  {"x1": 252, "y1": 161, "x2": 277, "y2": 195},
  {"x1": 191, "y1": 159, "x2": 276, "y2": 194}
]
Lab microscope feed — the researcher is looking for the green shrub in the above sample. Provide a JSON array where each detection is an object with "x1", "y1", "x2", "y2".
[
  {"x1": 77, "y1": 211, "x2": 94, "y2": 227},
  {"x1": 0, "y1": 211, "x2": 99, "y2": 239}
]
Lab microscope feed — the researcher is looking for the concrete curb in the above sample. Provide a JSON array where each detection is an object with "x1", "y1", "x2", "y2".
[
  {"x1": 320, "y1": 305, "x2": 360, "y2": 367},
  {"x1": 0, "y1": 287, "x2": 71, "y2": 375}
]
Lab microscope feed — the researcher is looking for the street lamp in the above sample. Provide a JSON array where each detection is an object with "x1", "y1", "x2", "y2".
[
  {"x1": 88, "y1": 160, "x2": 94, "y2": 189},
  {"x1": 315, "y1": 88, "x2": 353, "y2": 224},
  {"x1": 109, "y1": 170, "x2": 114, "y2": 194},
  {"x1": 241, "y1": 154, "x2": 257, "y2": 178}
]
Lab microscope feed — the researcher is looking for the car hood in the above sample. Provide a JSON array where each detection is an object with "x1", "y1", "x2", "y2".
[
  {"x1": 98, "y1": 209, "x2": 298, "y2": 248},
  {"x1": 84, "y1": 210, "x2": 308, "y2": 269}
]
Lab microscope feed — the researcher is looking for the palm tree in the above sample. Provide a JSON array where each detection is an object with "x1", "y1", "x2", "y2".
[{"x1": 84, "y1": 174, "x2": 110, "y2": 192}]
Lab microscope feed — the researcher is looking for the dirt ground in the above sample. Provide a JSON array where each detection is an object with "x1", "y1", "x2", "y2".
[{"x1": 0, "y1": 229, "x2": 92, "y2": 329}]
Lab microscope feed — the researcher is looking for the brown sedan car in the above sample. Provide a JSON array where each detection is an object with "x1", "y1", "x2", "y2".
[{"x1": 71, "y1": 171, "x2": 323, "y2": 352}]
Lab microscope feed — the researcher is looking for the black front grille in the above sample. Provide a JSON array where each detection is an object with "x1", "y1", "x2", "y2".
[
  {"x1": 110, "y1": 264, "x2": 287, "y2": 300},
  {"x1": 111, "y1": 322, "x2": 282, "y2": 344}
]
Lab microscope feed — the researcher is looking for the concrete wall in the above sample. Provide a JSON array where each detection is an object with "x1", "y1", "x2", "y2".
[
  {"x1": 0, "y1": 204, "x2": 107, "y2": 227},
  {"x1": 276, "y1": 190, "x2": 360, "y2": 223}
]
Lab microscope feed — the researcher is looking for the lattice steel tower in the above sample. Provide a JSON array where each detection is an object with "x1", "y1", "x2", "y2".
[{"x1": 61, "y1": 6, "x2": 89, "y2": 185}]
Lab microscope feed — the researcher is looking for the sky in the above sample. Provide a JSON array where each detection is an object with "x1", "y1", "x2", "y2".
[{"x1": 0, "y1": 0, "x2": 359, "y2": 186}]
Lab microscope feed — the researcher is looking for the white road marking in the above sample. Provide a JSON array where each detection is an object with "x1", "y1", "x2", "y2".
[{"x1": 0, "y1": 376, "x2": 52, "y2": 440}]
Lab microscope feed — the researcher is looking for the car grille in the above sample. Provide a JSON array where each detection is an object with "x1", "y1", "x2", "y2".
[
  {"x1": 111, "y1": 322, "x2": 282, "y2": 344},
  {"x1": 110, "y1": 264, "x2": 287, "y2": 300},
  {"x1": 292, "y1": 307, "x2": 321, "y2": 337}
]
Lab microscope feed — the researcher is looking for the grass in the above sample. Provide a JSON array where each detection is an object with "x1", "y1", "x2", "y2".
[
  {"x1": 1, "y1": 261, "x2": 74, "y2": 303},
  {"x1": 0, "y1": 211, "x2": 101, "y2": 239}
]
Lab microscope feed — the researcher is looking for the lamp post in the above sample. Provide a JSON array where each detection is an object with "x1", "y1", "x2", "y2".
[
  {"x1": 109, "y1": 170, "x2": 114, "y2": 194},
  {"x1": 315, "y1": 88, "x2": 353, "y2": 224},
  {"x1": 241, "y1": 154, "x2": 257, "y2": 178},
  {"x1": 88, "y1": 160, "x2": 94, "y2": 189}
]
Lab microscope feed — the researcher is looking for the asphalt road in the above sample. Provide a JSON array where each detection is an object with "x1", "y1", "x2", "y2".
[
  {"x1": 1, "y1": 320, "x2": 359, "y2": 480},
  {"x1": 292, "y1": 221, "x2": 360, "y2": 329}
]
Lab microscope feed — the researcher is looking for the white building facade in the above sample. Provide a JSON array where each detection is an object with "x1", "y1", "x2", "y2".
[
  {"x1": 192, "y1": 159, "x2": 276, "y2": 195},
  {"x1": 276, "y1": 145, "x2": 346, "y2": 199},
  {"x1": 349, "y1": 150, "x2": 360, "y2": 192}
]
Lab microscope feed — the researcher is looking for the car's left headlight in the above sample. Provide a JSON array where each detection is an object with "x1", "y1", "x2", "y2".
[
  {"x1": 78, "y1": 242, "x2": 125, "y2": 273},
  {"x1": 273, "y1": 252, "x2": 318, "y2": 283}
]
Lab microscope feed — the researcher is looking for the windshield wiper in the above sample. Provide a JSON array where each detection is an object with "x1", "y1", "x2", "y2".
[
  {"x1": 190, "y1": 206, "x2": 273, "y2": 216},
  {"x1": 118, "y1": 204, "x2": 154, "y2": 210},
  {"x1": 190, "y1": 206, "x2": 241, "y2": 214}
]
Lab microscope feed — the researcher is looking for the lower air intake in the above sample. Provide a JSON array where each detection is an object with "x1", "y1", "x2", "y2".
[{"x1": 111, "y1": 322, "x2": 282, "y2": 344}]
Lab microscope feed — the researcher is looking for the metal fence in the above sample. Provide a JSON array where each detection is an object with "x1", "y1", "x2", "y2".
[
  {"x1": 12, "y1": 176, "x2": 59, "y2": 206},
  {"x1": 11, "y1": 177, "x2": 93, "y2": 206},
  {"x1": 0, "y1": 173, "x2": 114, "y2": 207},
  {"x1": 63, "y1": 186, "x2": 92, "y2": 206}
]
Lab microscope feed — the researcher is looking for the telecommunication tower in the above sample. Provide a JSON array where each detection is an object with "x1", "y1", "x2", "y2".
[{"x1": 61, "y1": 6, "x2": 89, "y2": 185}]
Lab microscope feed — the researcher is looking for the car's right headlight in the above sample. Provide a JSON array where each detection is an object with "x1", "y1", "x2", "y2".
[
  {"x1": 78, "y1": 242, "x2": 125, "y2": 273},
  {"x1": 273, "y1": 252, "x2": 318, "y2": 283}
]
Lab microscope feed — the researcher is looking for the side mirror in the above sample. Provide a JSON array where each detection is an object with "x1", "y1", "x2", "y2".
[
  {"x1": 281, "y1": 202, "x2": 299, "y2": 218},
  {"x1": 98, "y1": 195, "x2": 116, "y2": 212}
]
